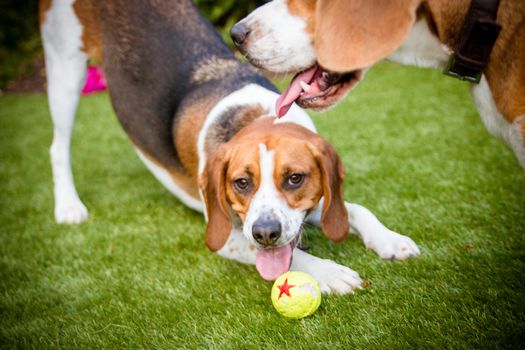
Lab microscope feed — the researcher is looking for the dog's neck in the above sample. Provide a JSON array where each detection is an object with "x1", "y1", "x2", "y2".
[
  {"x1": 420, "y1": 0, "x2": 525, "y2": 119},
  {"x1": 203, "y1": 104, "x2": 269, "y2": 157},
  {"x1": 420, "y1": 0, "x2": 472, "y2": 49}
]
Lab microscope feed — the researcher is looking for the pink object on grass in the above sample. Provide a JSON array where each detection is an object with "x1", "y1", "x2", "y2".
[{"x1": 82, "y1": 65, "x2": 107, "y2": 95}]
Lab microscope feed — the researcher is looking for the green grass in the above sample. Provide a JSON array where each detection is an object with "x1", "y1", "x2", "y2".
[{"x1": 1, "y1": 62, "x2": 524, "y2": 349}]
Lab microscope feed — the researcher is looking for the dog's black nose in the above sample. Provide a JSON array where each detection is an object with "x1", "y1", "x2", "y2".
[
  {"x1": 230, "y1": 22, "x2": 249, "y2": 46},
  {"x1": 252, "y1": 219, "x2": 281, "y2": 246}
]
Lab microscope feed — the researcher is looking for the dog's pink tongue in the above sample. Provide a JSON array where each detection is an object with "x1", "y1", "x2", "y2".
[
  {"x1": 275, "y1": 66, "x2": 318, "y2": 118},
  {"x1": 255, "y1": 245, "x2": 293, "y2": 281}
]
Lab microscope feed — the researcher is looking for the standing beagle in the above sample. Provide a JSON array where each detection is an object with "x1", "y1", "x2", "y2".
[
  {"x1": 232, "y1": 0, "x2": 525, "y2": 169},
  {"x1": 40, "y1": 0, "x2": 419, "y2": 293}
]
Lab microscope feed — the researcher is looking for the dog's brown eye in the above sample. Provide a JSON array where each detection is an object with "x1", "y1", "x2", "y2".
[
  {"x1": 234, "y1": 178, "x2": 250, "y2": 192},
  {"x1": 286, "y1": 173, "x2": 304, "y2": 189},
  {"x1": 289, "y1": 174, "x2": 303, "y2": 184}
]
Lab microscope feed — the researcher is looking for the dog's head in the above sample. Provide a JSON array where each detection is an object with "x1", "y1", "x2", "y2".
[
  {"x1": 199, "y1": 118, "x2": 348, "y2": 280},
  {"x1": 231, "y1": 0, "x2": 419, "y2": 116}
]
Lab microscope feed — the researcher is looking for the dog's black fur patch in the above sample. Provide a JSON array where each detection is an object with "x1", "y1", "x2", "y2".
[{"x1": 96, "y1": 0, "x2": 277, "y2": 171}]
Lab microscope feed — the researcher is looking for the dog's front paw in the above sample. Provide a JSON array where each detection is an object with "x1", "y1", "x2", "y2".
[
  {"x1": 55, "y1": 198, "x2": 88, "y2": 224},
  {"x1": 367, "y1": 230, "x2": 420, "y2": 260},
  {"x1": 308, "y1": 259, "x2": 362, "y2": 295}
]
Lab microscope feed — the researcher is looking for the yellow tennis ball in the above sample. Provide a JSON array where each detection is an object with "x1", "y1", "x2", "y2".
[{"x1": 271, "y1": 271, "x2": 321, "y2": 319}]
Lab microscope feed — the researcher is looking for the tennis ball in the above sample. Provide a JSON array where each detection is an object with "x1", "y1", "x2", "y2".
[{"x1": 271, "y1": 271, "x2": 321, "y2": 319}]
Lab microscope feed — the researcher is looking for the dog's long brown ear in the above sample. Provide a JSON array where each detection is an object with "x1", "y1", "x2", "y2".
[
  {"x1": 315, "y1": 0, "x2": 419, "y2": 72},
  {"x1": 199, "y1": 147, "x2": 232, "y2": 251},
  {"x1": 307, "y1": 138, "x2": 349, "y2": 242}
]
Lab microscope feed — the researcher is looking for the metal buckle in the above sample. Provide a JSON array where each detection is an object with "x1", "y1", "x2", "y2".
[
  {"x1": 443, "y1": 54, "x2": 482, "y2": 83},
  {"x1": 443, "y1": 54, "x2": 483, "y2": 84}
]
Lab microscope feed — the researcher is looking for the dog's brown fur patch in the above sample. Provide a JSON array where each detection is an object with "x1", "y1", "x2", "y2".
[
  {"x1": 287, "y1": 0, "x2": 316, "y2": 39},
  {"x1": 172, "y1": 94, "x2": 221, "y2": 197},
  {"x1": 73, "y1": 0, "x2": 103, "y2": 61},
  {"x1": 38, "y1": 0, "x2": 52, "y2": 25},
  {"x1": 484, "y1": 0, "x2": 525, "y2": 120}
]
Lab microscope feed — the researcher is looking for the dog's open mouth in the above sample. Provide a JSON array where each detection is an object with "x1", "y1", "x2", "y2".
[
  {"x1": 255, "y1": 233, "x2": 301, "y2": 281},
  {"x1": 276, "y1": 64, "x2": 363, "y2": 118}
]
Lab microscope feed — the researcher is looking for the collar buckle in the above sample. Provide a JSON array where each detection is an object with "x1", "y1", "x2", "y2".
[
  {"x1": 442, "y1": 0, "x2": 501, "y2": 84},
  {"x1": 443, "y1": 54, "x2": 482, "y2": 83}
]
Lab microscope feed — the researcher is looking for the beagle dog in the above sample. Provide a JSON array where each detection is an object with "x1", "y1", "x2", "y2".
[
  {"x1": 40, "y1": 0, "x2": 419, "y2": 293},
  {"x1": 231, "y1": 0, "x2": 525, "y2": 169}
]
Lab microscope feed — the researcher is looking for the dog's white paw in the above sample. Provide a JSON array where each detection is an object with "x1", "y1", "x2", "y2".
[
  {"x1": 309, "y1": 259, "x2": 363, "y2": 295},
  {"x1": 55, "y1": 198, "x2": 88, "y2": 224},
  {"x1": 367, "y1": 230, "x2": 420, "y2": 260}
]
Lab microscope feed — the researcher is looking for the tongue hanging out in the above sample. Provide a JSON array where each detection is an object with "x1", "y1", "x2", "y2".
[
  {"x1": 275, "y1": 64, "x2": 363, "y2": 118},
  {"x1": 275, "y1": 66, "x2": 319, "y2": 118},
  {"x1": 255, "y1": 244, "x2": 293, "y2": 281}
]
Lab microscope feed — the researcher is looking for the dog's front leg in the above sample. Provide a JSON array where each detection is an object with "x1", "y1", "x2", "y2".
[
  {"x1": 290, "y1": 249, "x2": 363, "y2": 294},
  {"x1": 307, "y1": 200, "x2": 420, "y2": 260},
  {"x1": 217, "y1": 228, "x2": 362, "y2": 294},
  {"x1": 346, "y1": 203, "x2": 421, "y2": 260}
]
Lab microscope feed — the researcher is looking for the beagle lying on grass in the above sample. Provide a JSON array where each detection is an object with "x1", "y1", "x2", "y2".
[
  {"x1": 40, "y1": 0, "x2": 419, "y2": 293},
  {"x1": 232, "y1": 0, "x2": 525, "y2": 169}
]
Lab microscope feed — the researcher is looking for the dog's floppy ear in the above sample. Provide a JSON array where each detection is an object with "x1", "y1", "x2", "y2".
[
  {"x1": 307, "y1": 138, "x2": 349, "y2": 242},
  {"x1": 199, "y1": 147, "x2": 232, "y2": 251},
  {"x1": 314, "y1": 0, "x2": 419, "y2": 72}
]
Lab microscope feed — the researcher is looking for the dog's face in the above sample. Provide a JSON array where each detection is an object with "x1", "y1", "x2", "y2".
[
  {"x1": 199, "y1": 119, "x2": 348, "y2": 280},
  {"x1": 231, "y1": 0, "x2": 419, "y2": 116}
]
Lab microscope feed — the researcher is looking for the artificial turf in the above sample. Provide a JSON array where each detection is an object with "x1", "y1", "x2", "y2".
[{"x1": 1, "y1": 62, "x2": 524, "y2": 349}]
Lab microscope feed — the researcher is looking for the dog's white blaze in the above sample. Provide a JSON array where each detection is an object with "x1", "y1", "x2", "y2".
[
  {"x1": 134, "y1": 148, "x2": 204, "y2": 212},
  {"x1": 471, "y1": 77, "x2": 525, "y2": 168},
  {"x1": 240, "y1": 0, "x2": 316, "y2": 73},
  {"x1": 242, "y1": 144, "x2": 305, "y2": 245},
  {"x1": 42, "y1": 0, "x2": 89, "y2": 223},
  {"x1": 389, "y1": 19, "x2": 451, "y2": 69}
]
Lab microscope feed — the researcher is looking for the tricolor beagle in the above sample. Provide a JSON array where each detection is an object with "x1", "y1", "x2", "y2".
[
  {"x1": 232, "y1": 0, "x2": 525, "y2": 169},
  {"x1": 40, "y1": 0, "x2": 419, "y2": 293}
]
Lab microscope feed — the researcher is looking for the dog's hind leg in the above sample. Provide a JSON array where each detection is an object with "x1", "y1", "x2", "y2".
[{"x1": 41, "y1": 1, "x2": 89, "y2": 223}]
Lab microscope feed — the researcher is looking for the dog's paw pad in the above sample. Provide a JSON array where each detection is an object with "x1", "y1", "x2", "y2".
[{"x1": 55, "y1": 199, "x2": 88, "y2": 224}]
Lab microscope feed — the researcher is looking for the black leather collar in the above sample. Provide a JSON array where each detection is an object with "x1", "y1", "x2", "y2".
[{"x1": 443, "y1": 0, "x2": 502, "y2": 83}]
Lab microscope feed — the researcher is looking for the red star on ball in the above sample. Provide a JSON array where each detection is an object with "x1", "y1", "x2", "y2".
[{"x1": 277, "y1": 278, "x2": 295, "y2": 299}]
